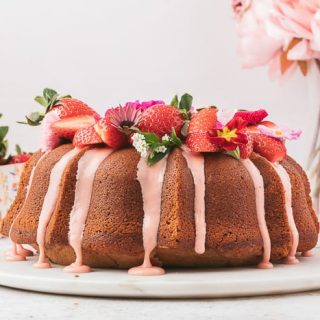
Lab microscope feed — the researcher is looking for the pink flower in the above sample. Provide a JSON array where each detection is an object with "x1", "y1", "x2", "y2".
[
  {"x1": 234, "y1": 0, "x2": 283, "y2": 69},
  {"x1": 257, "y1": 123, "x2": 302, "y2": 141},
  {"x1": 233, "y1": 0, "x2": 320, "y2": 77},
  {"x1": 216, "y1": 109, "x2": 237, "y2": 128},
  {"x1": 125, "y1": 100, "x2": 165, "y2": 112}
]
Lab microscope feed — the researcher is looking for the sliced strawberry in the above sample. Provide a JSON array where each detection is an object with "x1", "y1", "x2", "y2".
[
  {"x1": 95, "y1": 119, "x2": 127, "y2": 149},
  {"x1": 186, "y1": 133, "x2": 219, "y2": 152},
  {"x1": 188, "y1": 108, "x2": 217, "y2": 134},
  {"x1": 8, "y1": 153, "x2": 31, "y2": 164},
  {"x1": 253, "y1": 134, "x2": 287, "y2": 162},
  {"x1": 73, "y1": 125, "x2": 103, "y2": 147},
  {"x1": 259, "y1": 120, "x2": 276, "y2": 128},
  {"x1": 239, "y1": 134, "x2": 253, "y2": 159},
  {"x1": 51, "y1": 115, "x2": 96, "y2": 140},
  {"x1": 53, "y1": 98, "x2": 98, "y2": 119},
  {"x1": 234, "y1": 109, "x2": 268, "y2": 125},
  {"x1": 138, "y1": 105, "x2": 184, "y2": 137}
]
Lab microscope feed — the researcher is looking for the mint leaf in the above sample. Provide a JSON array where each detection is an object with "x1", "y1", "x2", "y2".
[
  {"x1": 170, "y1": 95, "x2": 179, "y2": 108},
  {"x1": 179, "y1": 93, "x2": 193, "y2": 112},
  {"x1": 0, "y1": 126, "x2": 9, "y2": 141}
]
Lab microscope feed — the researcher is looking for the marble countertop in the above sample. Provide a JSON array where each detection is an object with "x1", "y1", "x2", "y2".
[{"x1": 0, "y1": 286, "x2": 319, "y2": 320}]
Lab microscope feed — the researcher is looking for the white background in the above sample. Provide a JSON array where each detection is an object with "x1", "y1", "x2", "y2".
[{"x1": 0, "y1": 0, "x2": 318, "y2": 167}]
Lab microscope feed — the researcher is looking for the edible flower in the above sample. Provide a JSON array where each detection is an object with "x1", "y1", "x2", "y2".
[
  {"x1": 125, "y1": 100, "x2": 164, "y2": 112},
  {"x1": 208, "y1": 117, "x2": 248, "y2": 151},
  {"x1": 257, "y1": 122, "x2": 302, "y2": 141}
]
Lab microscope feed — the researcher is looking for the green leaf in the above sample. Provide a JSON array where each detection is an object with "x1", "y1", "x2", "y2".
[
  {"x1": 179, "y1": 93, "x2": 193, "y2": 112},
  {"x1": 15, "y1": 144, "x2": 22, "y2": 154},
  {"x1": 142, "y1": 132, "x2": 160, "y2": 145},
  {"x1": 170, "y1": 128, "x2": 182, "y2": 147},
  {"x1": 34, "y1": 96, "x2": 48, "y2": 107},
  {"x1": 60, "y1": 94, "x2": 72, "y2": 99},
  {"x1": 43, "y1": 88, "x2": 57, "y2": 101},
  {"x1": 0, "y1": 126, "x2": 9, "y2": 141},
  {"x1": 226, "y1": 147, "x2": 241, "y2": 160},
  {"x1": 147, "y1": 150, "x2": 168, "y2": 165},
  {"x1": 170, "y1": 95, "x2": 179, "y2": 108}
]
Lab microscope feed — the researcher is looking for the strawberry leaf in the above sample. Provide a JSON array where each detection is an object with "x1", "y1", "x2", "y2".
[
  {"x1": 179, "y1": 93, "x2": 193, "y2": 112},
  {"x1": 15, "y1": 144, "x2": 22, "y2": 155},
  {"x1": 148, "y1": 150, "x2": 168, "y2": 165},
  {"x1": 0, "y1": 126, "x2": 9, "y2": 141},
  {"x1": 170, "y1": 95, "x2": 179, "y2": 108},
  {"x1": 226, "y1": 147, "x2": 240, "y2": 160},
  {"x1": 43, "y1": 88, "x2": 58, "y2": 101},
  {"x1": 170, "y1": 128, "x2": 182, "y2": 147},
  {"x1": 34, "y1": 96, "x2": 48, "y2": 107}
]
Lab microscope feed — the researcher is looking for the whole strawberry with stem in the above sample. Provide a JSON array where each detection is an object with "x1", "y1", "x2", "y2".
[
  {"x1": 138, "y1": 104, "x2": 185, "y2": 138},
  {"x1": 8, "y1": 145, "x2": 32, "y2": 164}
]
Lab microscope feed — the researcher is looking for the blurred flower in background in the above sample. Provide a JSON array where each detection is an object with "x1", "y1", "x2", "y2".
[{"x1": 232, "y1": 0, "x2": 320, "y2": 209}]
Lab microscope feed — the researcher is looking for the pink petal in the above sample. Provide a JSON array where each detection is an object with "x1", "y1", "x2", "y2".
[
  {"x1": 311, "y1": 10, "x2": 320, "y2": 51},
  {"x1": 287, "y1": 39, "x2": 314, "y2": 60}
]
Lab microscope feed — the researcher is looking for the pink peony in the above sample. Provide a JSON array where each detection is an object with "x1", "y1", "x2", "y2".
[{"x1": 233, "y1": 0, "x2": 320, "y2": 77}]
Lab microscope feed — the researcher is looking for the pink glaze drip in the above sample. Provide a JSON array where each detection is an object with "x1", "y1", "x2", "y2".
[
  {"x1": 302, "y1": 250, "x2": 314, "y2": 257},
  {"x1": 6, "y1": 152, "x2": 48, "y2": 262},
  {"x1": 34, "y1": 148, "x2": 82, "y2": 269},
  {"x1": 272, "y1": 163, "x2": 299, "y2": 265},
  {"x1": 5, "y1": 243, "x2": 26, "y2": 262},
  {"x1": 64, "y1": 148, "x2": 112, "y2": 274},
  {"x1": 128, "y1": 156, "x2": 167, "y2": 276},
  {"x1": 182, "y1": 151, "x2": 206, "y2": 255},
  {"x1": 240, "y1": 159, "x2": 273, "y2": 269}
]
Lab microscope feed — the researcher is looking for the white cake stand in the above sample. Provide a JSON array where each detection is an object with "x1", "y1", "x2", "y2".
[{"x1": 0, "y1": 238, "x2": 319, "y2": 298}]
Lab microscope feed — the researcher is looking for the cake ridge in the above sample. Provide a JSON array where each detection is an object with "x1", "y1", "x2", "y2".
[{"x1": 64, "y1": 147, "x2": 113, "y2": 274}]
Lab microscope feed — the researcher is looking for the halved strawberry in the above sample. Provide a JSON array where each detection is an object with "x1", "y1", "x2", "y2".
[
  {"x1": 138, "y1": 105, "x2": 184, "y2": 137},
  {"x1": 188, "y1": 108, "x2": 217, "y2": 134},
  {"x1": 234, "y1": 109, "x2": 268, "y2": 125},
  {"x1": 239, "y1": 133, "x2": 253, "y2": 159},
  {"x1": 186, "y1": 133, "x2": 219, "y2": 152},
  {"x1": 95, "y1": 119, "x2": 127, "y2": 149},
  {"x1": 53, "y1": 98, "x2": 98, "y2": 119},
  {"x1": 253, "y1": 134, "x2": 287, "y2": 162},
  {"x1": 51, "y1": 115, "x2": 96, "y2": 140},
  {"x1": 73, "y1": 125, "x2": 103, "y2": 147}
]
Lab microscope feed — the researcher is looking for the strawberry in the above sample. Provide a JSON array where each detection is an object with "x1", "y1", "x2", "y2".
[
  {"x1": 234, "y1": 109, "x2": 268, "y2": 125},
  {"x1": 8, "y1": 153, "x2": 31, "y2": 164},
  {"x1": 239, "y1": 133, "x2": 253, "y2": 159},
  {"x1": 95, "y1": 118, "x2": 127, "y2": 149},
  {"x1": 259, "y1": 120, "x2": 276, "y2": 128},
  {"x1": 188, "y1": 108, "x2": 217, "y2": 134},
  {"x1": 253, "y1": 134, "x2": 287, "y2": 162},
  {"x1": 186, "y1": 133, "x2": 219, "y2": 152},
  {"x1": 51, "y1": 115, "x2": 96, "y2": 140},
  {"x1": 73, "y1": 125, "x2": 103, "y2": 147},
  {"x1": 53, "y1": 98, "x2": 97, "y2": 119},
  {"x1": 138, "y1": 105, "x2": 184, "y2": 137}
]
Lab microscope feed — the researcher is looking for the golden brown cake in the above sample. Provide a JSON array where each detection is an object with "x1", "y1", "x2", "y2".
[{"x1": 1, "y1": 91, "x2": 318, "y2": 275}]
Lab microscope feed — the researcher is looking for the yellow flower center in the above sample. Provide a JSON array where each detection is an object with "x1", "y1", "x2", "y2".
[
  {"x1": 274, "y1": 129, "x2": 283, "y2": 136},
  {"x1": 217, "y1": 127, "x2": 238, "y2": 142}
]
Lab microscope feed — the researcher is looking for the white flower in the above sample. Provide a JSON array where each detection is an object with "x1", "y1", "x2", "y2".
[
  {"x1": 132, "y1": 133, "x2": 149, "y2": 158},
  {"x1": 162, "y1": 134, "x2": 171, "y2": 142},
  {"x1": 155, "y1": 145, "x2": 167, "y2": 154},
  {"x1": 216, "y1": 109, "x2": 237, "y2": 127}
]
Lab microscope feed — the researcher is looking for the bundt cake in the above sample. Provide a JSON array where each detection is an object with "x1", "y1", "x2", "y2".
[{"x1": 0, "y1": 89, "x2": 318, "y2": 275}]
